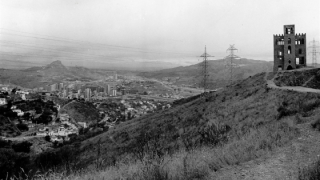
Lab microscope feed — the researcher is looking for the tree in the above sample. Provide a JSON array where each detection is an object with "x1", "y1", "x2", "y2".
[
  {"x1": 12, "y1": 141, "x2": 32, "y2": 153},
  {"x1": 16, "y1": 123, "x2": 29, "y2": 132}
]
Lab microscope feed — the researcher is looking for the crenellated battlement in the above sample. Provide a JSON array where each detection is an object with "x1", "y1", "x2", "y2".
[
  {"x1": 295, "y1": 33, "x2": 306, "y2": 37},
  {"x1": 274, "y1": 34, "x2": 284, "y2": 37}
]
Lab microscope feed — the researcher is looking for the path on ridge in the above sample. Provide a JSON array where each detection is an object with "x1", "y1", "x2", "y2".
[
  {"x1": 267, "y1": 72, "x2": 320, "y2": 93},
  {"x1": 212, "y1": 71, "x2": 320, "y2": 179}
]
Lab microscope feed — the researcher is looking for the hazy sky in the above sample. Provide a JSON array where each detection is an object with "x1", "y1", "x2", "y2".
[{"x1": 0, "y1": 0, "x2": 319, "y2": 69}]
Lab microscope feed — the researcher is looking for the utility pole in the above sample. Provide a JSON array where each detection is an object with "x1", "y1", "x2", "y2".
[
  {"x1": 199, "y1": 46, "x2": 214, "y2": 97},
  {"x1": 225, "y1": 45, "x2": 240, "y2": 85},
  {"x1": 308, "y1": 39, "x2": 320, "y2": 67}
]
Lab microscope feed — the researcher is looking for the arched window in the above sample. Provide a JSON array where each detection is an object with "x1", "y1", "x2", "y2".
[
  {"x1": 288, "y1": 38, "x2": 291, "y2": 44},
  {"x1": 288, "y1": 46, "x2": 291, "y2": 54}
]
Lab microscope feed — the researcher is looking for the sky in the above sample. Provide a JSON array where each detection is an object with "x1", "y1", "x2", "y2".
[{"x1": 0, "y1": 0, "x2": 319, "y2": 69}]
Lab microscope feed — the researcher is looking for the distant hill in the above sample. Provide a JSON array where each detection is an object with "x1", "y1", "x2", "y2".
[
  {"x1": 60, "y1": 101, "x2": 100, "y2": 125},
  {"x1": 0, "y1": 61, "x2": 113, "y2": 88},
  {"x1": 139, "y1": 59, "x2": 273, "y2": 89}
]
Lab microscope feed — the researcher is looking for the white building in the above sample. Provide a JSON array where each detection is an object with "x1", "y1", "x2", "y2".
[
  {"x1": 112, "y1": 89, "x2": 117, "y2": 96},
  {"x1": 0, "y1": 98, "x2": 7, "y2": 106},
  {"x1": 78, "y1": 122, "x2": 87, "y2": 128}
]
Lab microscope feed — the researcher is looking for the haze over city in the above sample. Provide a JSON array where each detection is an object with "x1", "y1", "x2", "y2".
[{"x1": 0, "y1": 0, "x2": 319, "y2": 69}]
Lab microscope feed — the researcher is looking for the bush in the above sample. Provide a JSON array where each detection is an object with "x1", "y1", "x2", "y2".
[
  {"x1": 17, "y1": 123, "x2": 29, "y2": 131},
  {"x1": 0, "y1": 139, "x2": 11, "y2": 148},
  {"x1": 34, "y1": 143, "x2": 81, "y2": 173},
  {"x1": 0, "y1": 148, "x2": 31, "y2": 179},
  {"x1": 299, "y1": 159, "x2": 320, "y2": 180},
  {"x1": 311, "y1": 118, "x2": 320, "y2": 131},
  {"x1": 277, "y1": 101, "x2": 297, "y2": 120},
  {"x1": 12, "y1": 141, "x2": 32, "y2": 153}
]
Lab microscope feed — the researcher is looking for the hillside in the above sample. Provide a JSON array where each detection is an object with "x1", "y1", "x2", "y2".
[
  {"x1": 20, "y1": 68, "x2": 320, "y2": 180},
  {"x1": 60, "y1": 101, "x2": 100, "y2": 124},
  {"x1": 274, "y1": 68, "x2": 320, "y2": 89},
  {"x1": 0, "y1": 115, "x2": 21, "y2": 137},
  {"x1": 51, "y1": 69, "x2": 314, "y2": 178},
  {"x1": 139, "y1": 59, "x2": 273, "y2": 89},
  {"x1": 0, "y1": 61, "x2": 112, "y2": 88}
]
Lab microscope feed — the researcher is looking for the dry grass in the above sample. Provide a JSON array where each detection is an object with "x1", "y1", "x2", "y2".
[
  {"x1": 30, "y1": 120, "x2": 297, "y2": 180},
  {"x1": 7, "y1": 72, "x2": 320, "y2": 180}
]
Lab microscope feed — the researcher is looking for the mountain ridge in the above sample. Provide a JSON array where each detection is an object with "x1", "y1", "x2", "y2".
[{"x1": 138, "y1": 58, "x2": 273, "y2": 89}]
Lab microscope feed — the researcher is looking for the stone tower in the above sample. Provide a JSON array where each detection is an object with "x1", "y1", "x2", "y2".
[{"x1": 273, "y1": 25, "x2": 306, "y2": 72}]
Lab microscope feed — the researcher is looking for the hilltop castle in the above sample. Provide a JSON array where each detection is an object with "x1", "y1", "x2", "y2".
[{"x1": 273, "y1": 25, "x2": 306, "y2": 72}]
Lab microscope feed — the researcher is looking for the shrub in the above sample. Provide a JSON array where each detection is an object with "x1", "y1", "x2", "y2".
[
  {"x1": 17, "y1": 123, "x2": 29, "y2": 131},
  {"x1": 300, "y1": 99, "x2": 320, "y2": 114},
  {"x1": 311, "y1": 118, "x2": 320, "y2": 131},
  {"x1": 298, "y1": 158, "x2": 320, "y2": 180},
  {"x1": 0, "y1": 139, "x2": 11, "y2": 148},
  {"x1": 12, "y1": 141, "x2": 32, "y2": 153},
  {"x1": 277, "y1": 101, "x2": 297, "y2": 120},
  {"x1": 0, "y1": 148, "x2": 31, "y2": 179}
]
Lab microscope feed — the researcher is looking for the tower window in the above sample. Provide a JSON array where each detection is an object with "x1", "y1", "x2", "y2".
[
  {"x1": 301, "y1": 39, "x2": 304, "y2": 44},
  {"x1": 299, "y1": 49, "x2": 302, "y2": 54},
  {"x1": 288, "y1": 46, "x2": 291, "y2": 54},
  {"x1": 288, "y1": 38, "x2": 291, "y2": 44},
  {"x1": 286, "y1": 28, "x2": 292, "y2": 34},
  {"x1": 300, "y1": 57, "x2": 305, "y2": 64}
]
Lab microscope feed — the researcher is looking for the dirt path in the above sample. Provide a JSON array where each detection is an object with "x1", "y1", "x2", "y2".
[
  {"x1": 213, "y1": 122, "x2": 320, "y2": 180},
  {"x1": 212, "y1": 72, "x2": 320, "y2": 179},
  {"x1": 267, "y1": 72, "x2": 320, "y2": 93}
]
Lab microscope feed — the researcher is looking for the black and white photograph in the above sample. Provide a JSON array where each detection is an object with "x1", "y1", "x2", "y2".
[{"x1": 0, "y1": 0, "x2": 319, "y2": 179}]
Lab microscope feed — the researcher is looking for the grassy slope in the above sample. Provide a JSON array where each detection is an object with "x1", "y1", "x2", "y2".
[
  {"x1": 79, "y1": 72, "x2": 311, "y2": 164},
  {"x1": 0, "y1": 115, "x2": 21, "y2": 137},
  {"x1": 274, "y1": 68, "x2": 320, "y2": 89},
  {"x1": 36, "y1": 70, "x2": 320, "y2": 179},
  {"x1": 61, "y1": 101, "x2": 100, "y2": 124}
]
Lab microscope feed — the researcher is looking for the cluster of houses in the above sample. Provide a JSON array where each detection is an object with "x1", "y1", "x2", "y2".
[
  {"x1": 36, "y1": 113, "x2": 87, "y2": 143},
  {"x1": 95, "y1": 99, "x2": 172, "y2": 125}
]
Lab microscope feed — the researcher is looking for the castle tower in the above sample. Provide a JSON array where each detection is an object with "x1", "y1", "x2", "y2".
[{"x1": 273, "y1": 25, "x2": 306, "y2": 72}]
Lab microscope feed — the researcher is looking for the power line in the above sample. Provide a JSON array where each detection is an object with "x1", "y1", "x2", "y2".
[
  {"x1": 0, "y1": 28, "x2": 199, "y2": 56},
  {"x1": 308, "y1": 39, "x2": 320, "y2": 67},
  {"x1": 0, "y1": 40, "x2": 126, "y2": 62},
  {"x1": 225, "y1": 44, "x2": 240, "y2": 85},
  {"x1": 199, "y1": 46, "x2": 214, "y2": 97}
]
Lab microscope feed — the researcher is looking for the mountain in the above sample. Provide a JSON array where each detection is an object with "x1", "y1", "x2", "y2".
[
  {"x1": 0, "y1": 58, "x2": 182, "y2": 71},
  {"x1": 0, "y1": 61, "x2": 113, "y2": 88},
  {"x1": 139, "y1": 59, "x2": 273, "y2": 89}
]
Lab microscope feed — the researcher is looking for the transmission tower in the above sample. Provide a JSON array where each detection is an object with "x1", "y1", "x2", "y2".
[
  {"x1": 308, "y1": 39, "x2": 320, "y2": 67},
  {"x1": 199, "y1": 46, "x2": 214, "y2": 96},
  {"x1": 225, "y1": 45, "x2": 240, "y2": 85}
]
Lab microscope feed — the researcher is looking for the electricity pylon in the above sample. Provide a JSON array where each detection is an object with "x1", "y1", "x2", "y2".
[
  {"x1": 199, "y1": 46, "x2": 214, "y2": 97},
  {"x1": 308, "y1": 39, "x2": 320, "y2": 67},
  {"x1": 225, "y1": 45, "x2": 240, "y2": 85}
]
